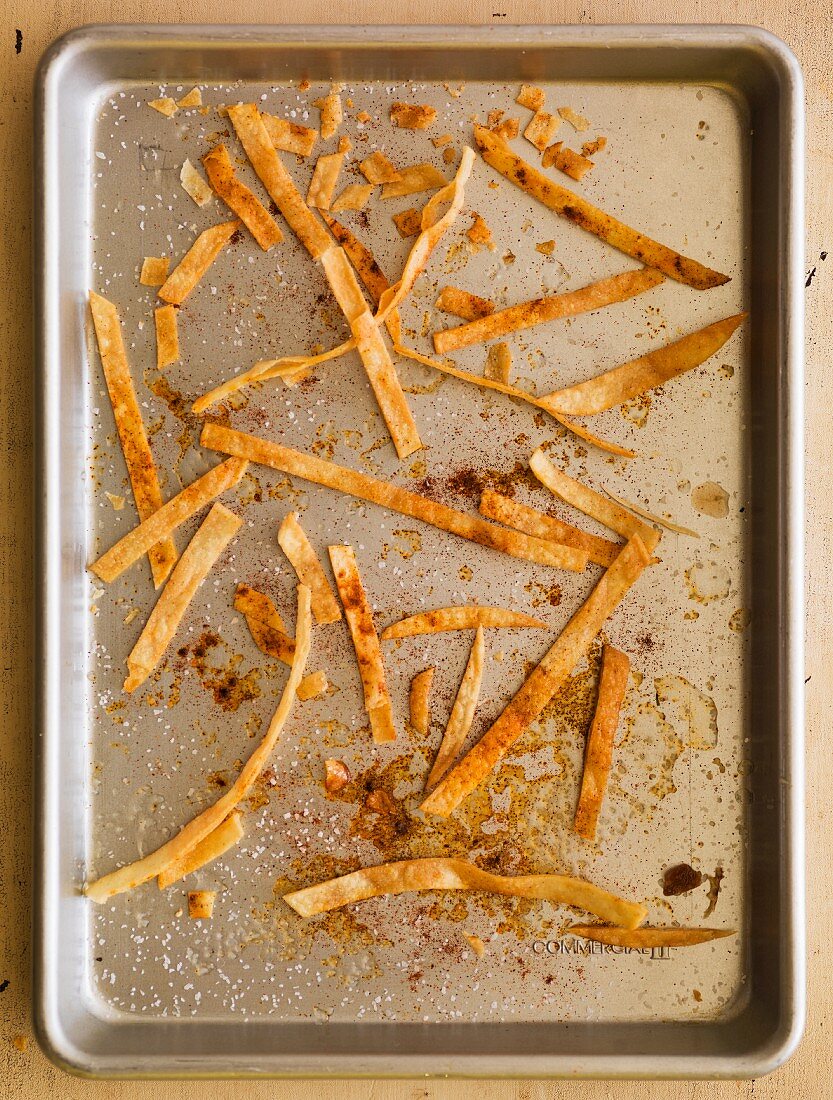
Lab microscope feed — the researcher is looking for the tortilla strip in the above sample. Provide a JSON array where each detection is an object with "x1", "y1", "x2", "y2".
[
  {"x1": 382, "y1": 606, "x2": 547, "y2": 640},
  {"x1": 602, "y1": 488, "x2": 700, "y2": 538},
  {"x1": 331, "y1": 182, "x2": 374, "y2": 212},
  {"x1": 91, "y1": 457, "x2": 248, "y2": 582},
  {"x1": 409, "y1": 667, "x2": 435, "y2": 735},
  {"x1": 420, "y1": 536, "x2": 650, "y2": 817},
  {"x1": 283, "y1": 857, "x2": 648, "y2": 929},
  {"x1": 296, "y1": 669, "x2": 328, "y2": 701},
  {"x1": 479, "y1": 488, "x2": 619, "y2": 568},
  {"x1": 201, "y1": 423, "x2": 590, "y2": 571},
  {"x1": 524, "y1": 110, "x2": 560, "y2": 152},
  {"x1": 380, "y1": 164, "x2": 447, "y2": 199},
  {"x1": 436, "y1": 286, "x2": 495, "y2": 322},
  {"x1": 235, "y1": 583, "x2": 286, "y2": 633},
  {"x1": 529, "y1": 449, "x2": 661, "y2": 552},
  {"x1": 201, "y1": 144, "x2": 282, "y2": 251},
  {"x1": 314, "y1": 90, "x2": 342, "y2": 140},
  {"x1": 474, "y1": 126, "x2": 730, "y2": 290},
  {"x1": 392, "y1": 208, "x2": 421, "y2": 237},
  {"x1": 278, "y1": 511, "x2": 342, "y2": 624},
  {"x1": 158, "y1": 220, "x2": 240, "y2": 305},
  {"x1": 390, "y1": 102, "x2": 437, "y2": 130},
  {"x1": 88, "y1": 291, "x2": 177, "y2": 587},
  {"x1": 188, "y1": 891, "x2": 215, "y2": 919},
  {"x1": 426, "y1": 627, "x2": 485, "y2": 790},
  {"x1": 517, "y1": 84, "x2": 545, "y2": 111},
  {"x1": 541, "y1": 314, "x2": 746, "y2": 416},
  {"x1": 157, "y1": 811, "x2": 244, "y2": 889},
  {"x1": 574, "y1": 645, "x2": 631, "y2": 840},
  {"x1": 261, "y1": 113, "x2": 318, "y2": 157},
  {"x1": 433, "y1": 268, "x2": 665, "y2": 355},
  {"x1": 180, "y1": 158, "x2": 213, "y2": 207},
  {"x1": 485, "y1": 343, "x2": 511, "y2": 384},
  {"x1": 307, "y1": 151, "x2": 346, "y2": 211},
  {"x1": 140, "y1": 256, "x2": 169, "y2": 286},
  {"x1": 329, "y1": 545, "x2": 396, "y2": 743},
  {"x1": 154, "y1": 304, "x2": 179, "y2": 368},
  {"x1": 545, "y1": 144, "x2": 594, "y2": 181},
  {"x1": 567, "y1": 926, "x2": 736, "y2": 948},
  {"x1": 236, "y1": 588, "x2": 326, "y2": 698},
  {"x1": 319, "y1": 214, "x2": 402, "y2": 343},
  {"x1": 85, "y1": 585, "x2": 312, "y2": 901},
  {"x1": 124, "y1": 503, "x2": 242, "y2": 693}
]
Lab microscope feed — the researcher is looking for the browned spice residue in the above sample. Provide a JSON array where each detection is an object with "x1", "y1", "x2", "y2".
[{"x1": 662, "y1": 862, "x2": 703, "y2": 896}]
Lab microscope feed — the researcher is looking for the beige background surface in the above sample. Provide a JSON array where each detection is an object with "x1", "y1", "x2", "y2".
[{"x1": 1, "y1": 1, "x2": 825, "y2": 1096}]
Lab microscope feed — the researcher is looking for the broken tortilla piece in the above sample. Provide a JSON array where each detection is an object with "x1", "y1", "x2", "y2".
[
  {"x1": 261, "y1": 113, "x2": 318, "y2": 157},
  {"x1": 516, "y1": 84, "x2": 545, "y2": 111},
  {"x1": 524, "y1": 110, "x2": 561, "y2": 152},
  {"x1": 392, "y1": 207, "x2": 422, "y2": 237},
  {"x1": 425, "y1": 626, "x2": 485, "y2": 790},
  {"x1": 359, "y1": 150, "x2": 402, "y2": 184},
  {"x1": 140, "y1": 256, "x2": 170, "y2": 286},
  {"x1": 154, "y1": 304, "x2": 179, "y2": 368},
  {"x1": 307, "y1": 150, "x2": 346, "y2": 211},
  {"x1": 409, "y1": 667, "x2": 435, "y2": 735},
  {"x1": 158, "y1": 220, "x2": 240, "y2": 305},
  {"x1": 390, "y1": 102, "x2": 437, "y2": 129},
  {"x1": 180, "y1": 159, "x2": 213, "y2": 207},
  {"x1": 330, "y1": 182, "x2": 374, "y2": 212},
  {"x1": 381, "y1": 164, "x2": 447, "y2": 199}
]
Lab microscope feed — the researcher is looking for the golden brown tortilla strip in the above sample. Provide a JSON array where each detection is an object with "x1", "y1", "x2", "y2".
[
  {"x1": 392, "y1": 207, "x2": 421, "y2": 237},
  {"x1": 558, "y1": 106, "x2": 590, "y2": 132},
  {"x1": 201, "y1": 144, "x2": 283, "y2": 251},
  {"x1": 157, "y1": 812, "x2": 243, "y2": 889},
  {"x1": 474, "y1": 126, "x2": 730, "y2": 289},
  {"x1": 567, "y1": 926, "x2": 736, "y2": 948},
  {"x1": 524, "y1": 110, "x2": 561, "y2": 152},
  {"x1": 157, "y1": 220, "x2": 240, "y2": 305},
  {"x1": 188, "y1": 890, "x2": 215, "y2": 919},
  {"x1": 329, "y1": 545, "x2": 395, "y2": 743},
  {"x1": 382, "y1": 606, "x2": 547, "y2": 640},
  {"x1": 517, "y1": 84, "x2": 546, "y2": 111},
  {"x1": 544, "y1": 143, "x2": 594, "y2": 181},
  {"x1": 314, "y1": 90, "x2": 342, "y2": 140},
  {"x1": 435, "y1": 286, "x2": 495, "y2": 322},
  {"x1": 283, "y1": 857, "x2": 648, "y2": 929},
  {"x1": 330, "y1": 182, "x2": 374, "y2": 212},
  {"x1": 177, "y1": 87, "x2": 202, "y2": 109},
  {"x1": 140, "y1": 256, "x2": 170, "y2": 286},
  {"x1": 484, "y1": 342, "x2": 512, "y2": 384},
  {"x1": 409, "y1": 667, "x2": 435, "y2": 735},
  {"x1": 306, "y1": 150, "x2": 346, "y2": 211},
  {"x1": 261, "y1": 113, "x2": 318, "y2": 157},
  {"x1": 236, "y1": 588, "x2": 325, "y2": 699},
  {"x1": 390, "y1": 102, "x2": 437, "y2": 129},
  {"x1": 85, "y1": 586, "x2": 312, "y2": 902},
  {"x1": 574, "y1": 645, "x2": 630, "y2": 840},
  {"x1": 278, "y1": 511, "x2": 342, "y2": 624},
  {"x1": 180, "y1": 159, "x2": 213, "y2": 207},
  {"x1": 542, "y1": 314, "x2": 746, "y2": 416},
  {"x1": 88, "y1": 291, "x2": 177, "y2": 587},
  {"x1": 235, "y1": 583, "x2": 286, "y2": 633},
  {"x1": 602, "y1": 489, "x2": 700, "y2": 538},
  {"x1": 380, "y1": 164, "x2": 447, "y2": 199},
  {"x1": 359, "y1": 150, "x2": 402, "y2": 184},
  {"x1": 420, "y1": 536, "x2": 650, "y2": 817},
  {"x1": 124, "y1": 503, "x2": 242, "y2": 693},
  {"x1": 319, "y1": 215, "x2": 403, "y2": 342},
  {"x1": 426, "y1": 627, "x2": 484, "y2": 790},
  {"x1": 201, "y1": 422, "x2": 590, "y2": 571},
  {"x1": 154, "y1": 304, "x2": 179, "y2": 369}
]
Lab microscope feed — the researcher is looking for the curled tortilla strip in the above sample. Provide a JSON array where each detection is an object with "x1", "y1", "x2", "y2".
[
  {"x1": 433, "y1": 268, "x2": 664, "y2": 355},
  {"x1": 529, "y1": 449, "x2": 660, "y2": 552},
  {"x1": 202, "y1": 144, "x2": 282, "y2": 251},
  {"x1": 158, "y1": 220, "x2": 240, "y2": 305},
  {"x1": 89, "y1": 291, "x2": 177, "y2": 587},
  {"x1": 91, "y1": 457, "x2": 248, "y2": 582},
  {"x1": 436, "y1": 285, "x2": 495, "y2": 322},
  {"x1": 479, "y1": 488, "x2": 619, "y2": 568},
  {"x1": 474, "y1": 126, "x2": 730, "y2": 290},
  {"x1": 420, "y1": 537, "x2": 650, "y2": 818},
  {"x1": 541, "y1": 314, "x2": 746, "y2": 416},
  {"x1": 331, "y1": 182, "x2": 373, "y2": 212},
  {"x1": 154, "y1": 304, "x2": 179, "y2": 368},
  {"x1": 201, "y1": 423, "x2": 590, "y2": 571},
  {"x1": 426, "y1": 626, "x2": 485, "y2": 790},
  {"x1": 382, "y1": 605, "x2": 547, "y2": 640},
  {"x1": 360, "y1": 151, "x2": 402, "y2": 184},
  {"x1": 157, "y1": 811, "x2": 244, "y2": 889},
  {"x1": 261, "y1": 113, "x2": 318, "y2": 157},
  {"x1": 307, "y1": 150, "x2": 346, "y2": 211},
  {"x1": 283, "y1": 857, "x2": 648, "y2": 930},
  {"x1": 278, "y1": 511, "x2": 342, "y2": 624},
  {"x1": 381, "y1": 164, "x2": 447, "y2": 199},
  {"x1": 329, "y1": 545, "x2": 396, "y2": 743},
  {"x1": 567, "y1": 926, "x2": 736, "y2": 948},
  {"x1": 409, "y1": 667, "x2": 435, "y2": 735},
  {"x1": 320, "y1": 215, "x2": 402, "y2": 342},
  {"x1": 140, "y1": 256, "x2": 169, "y2": 286},
  {"x1": 574, "y1": 645, "x2": 630, "y2": 840},
  {"x1": 124, "y1": 503, "x2": 242, "y2": 692},
  {"x1": 85, "y1": 586, "x2": 312, "y2": 902},
  {"x1": 602, "y1": 488, "x2": 700, "y2": 538}
]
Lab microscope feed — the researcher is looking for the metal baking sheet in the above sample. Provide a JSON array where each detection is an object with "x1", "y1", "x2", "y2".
[{"x1": 34, "y1": 24, "x2": 804, "y2": 1078}]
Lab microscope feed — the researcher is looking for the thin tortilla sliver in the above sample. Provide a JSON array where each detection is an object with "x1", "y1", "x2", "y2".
[
  {"x1": 157, "y1": 811, "x2": 243, "y2": 889},
  {"x1": 307, "y1": 151, "x2": 346, "y2": 211},
  {"x1": 381, "y1": 164, "x2": 447, "y2": 199},
  {"x1": 382, "y1": 606, "x2": 547, "y2": 640},
  {"x1": 329, "y1": 545, "x2": 396, "y2": 743},
  {"x1": 91, "y1": 457, "x2": 248, "y2": 583},
  {"x1": 261, "y1": 113, "x2": 318, "y2": 157},
  {"x1": 200, "y1": 422, "x2": 590, "y2": 571},
  {"x1": 85, "y1": 585, "x2": 312, "y2": 901},
  {"x1": 201, "y1": 144, "x2": 283, "y2": 251},
  {"x1": 140, "y1": 256, "x2": 170, "y2": 286},
  {"x1": 541, "y1": 314, "x2": 746, "y2": 416},
  {"x1": 524, "y1": 110, "x2": 561, "y2": 152},
  {"x1": 124, "y1": 503, "x2": 242, "y2": 693},
  {"x1": 88, "y1": 291, "x2": 177, "y2": 588},
  {"x1": 158, "y1": 220, "x2": 240, "y2": 305},
  {"x1": 409, "y1": 667, "x2": 435, "y2": 735},
  {"x1": 314, "y1": 90, "x2": 342, "y2": 140},
  {"x1": 567, "y1": 925, "x2": 736, "y2": 948},
  {"x1": 420, "y1": 536, "x2": 651, "y2": 818},
  {"x1": 425, "y1": 626, "x2": 485, "y2": 790},
  {"x1": 330, "y1": 183, "x2": 374, "y2": 212},
  {"x1": 282, "y1": 857, "x2": 648, "y2": 930},
  {"x1": 359, "y1": 151, "x2": 402, "y2": 184},
  {"x1": 278, "y1": 511, "x2": 342, "y2": 624},
  {"x1": 180, "y1": 159, "x2": 213, "y2": 207},
  {"x1": 602, "y1": 489, "x2": 700, "y2": 538},
  {"x1": 473, "y1": 125, "x2": 730, "y2": 290},
  {"x1": 574, "y1": 645, "x2": 631, "y2": 840},
  {"x1": 154, "y1": 304, "x2": 179, "y2": 368},
  {"x1": 435, "y1": 286, "x2": 495, "y2": 322}
]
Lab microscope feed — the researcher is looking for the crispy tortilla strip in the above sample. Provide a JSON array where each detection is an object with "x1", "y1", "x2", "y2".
[
  {"x1": 91, "y1": 458, "x2": 248, "y2": 582},
  {"x1": 235, "y1": 584, "x2": 286, "y2": 633},
  {"x1": 244, "y1": 616, "x2": 294, "y2": 661},
  {"x1": 409, "y1": 667, "x2": 435, "y2": 735},
  {"x1": 390, "y1": 102, "x2": 437, "y2": 129},
  {"x1": 149, "y1": 97, "x2": 177, "y2": 117},
  {"x1": 319, "y1": 215, "x2": 402, "y2": 342},
  {"x1": 436, "y1": 286, "x2": 495, "y2": 322},
  {"x1": 124, "y1": 503, "x2": 242, "y2": 692},
  {"x1": 188, "y1": 890, "x2": 215, "y2": 919},
  {"x1": 582, "y1": 135, "x2": 607, "y2": 157},
  {"x1": 158, "y1": 220, "x2": 239, "y2": 305},
  {"x1": 524, "y1": 110, "x2": 561, "y2": 152},
  {"x1": 283, "y1": 857, "x2": 648, "y2": 929},
  {"x1": 307, "y1": 151, "x2": 346, "y2": 211},
  {"x1": 202, "y1": 144, "x2": 282, "y2": 251},
  {"x1": 278, "y1": 511, "x2": 342, "y2": 624},
  {"x1": 602, "y1": 488, "x2": 700, "y2": 538},
  {"x1": 359, "y1": 151, "x2": 402, "y2": 184},
  {"x1": 262, "y1": 113, "x2": 318, "y2": 157},
  {"x1": 544, "y1": 143, "x2": 594, "y2": 181},
  {"x1": 240, "y1": 600, "x2": 325, "y2": 699},
  {"x1": 517, "y1": 84, "x2": 546, "y2": 111},
  {"x1": 296, "y1": 669, "x2": 328, "y2": 701},
  {"x1": 329, "y1": 545, "x2": 395, "y2": 743},
  {"x1": 393, "y1": 207, "x2": 421, "y2": 237},
  {"x1": 574, "y1": 645, "x2": 630, "y2": 840},
  {"x1": 426, "y1": 627, "x2": 485, "y2": 790},
  {"x1": 434, "y1": 268, "x2": 664, "y2": 355},
  {"x1": 88, "y1": 291, "x2": 177, "y2": 587},
  {"x1": 180, "y1": 159, "x2": 213, "y2": 207},
  {"x1": 420, "y1": 537, "x2": 650, "y2": 817},
  {"x1": 529, "y1": 449, "x2": 661, "y2": 552},
  {"x1": 157, "y1": 812, "x2": 243, "y2": 889},
  {"x1": 314, "y1": 90, "x2": 342, "y2": 140},
  {"x1": 177, "y1": 87, "x2": 202, "y2": 109},
  {"x1": 140, "y1": 256, "x2": 169, "y2": 286},
  {"x1": 201, "y1": 422, "x2": 590, "y2": 571},
  {"x1": 541, "y1": 314, "x2": 746, "y2": 416},
  {"x1": 85, "y1": 585, "x2": 312, "y2": 902},
  {"x1": 154, "y1": 304, "x2": 179, "y2": 369},
  {"x1": 479, "y1": 488, "x2": 619, "y2": 568},
  {"x1": 383, "y1": 606, "x2": 547, "y2": 640},
  {"x1": 474, "y1": 126, "x2": 730, "y2": 289},
  {"x1": 331, "y1": 182, "x2": 374, "y2": 212},
  {"x1": 466, "y1": 213, "x2": 495, "y2": 251},
  {"x1": 485, "y1": 342, "x2": 512, "y2": 384},
  {"x1": 381, "y1": 164, "x2": 447, "y2": 199},
  {"x1": 493, "y1": 117, "x2": 520, "y2": 140},
  {"x1": 559, "y1": 106, "x2": 590, "y2": 132},
  {"x1": 432, "y1": 133, "x2": 453, "y2": 147},
  {"x1": 567, "y1": 925, "x2": 736, "y2": 948}
]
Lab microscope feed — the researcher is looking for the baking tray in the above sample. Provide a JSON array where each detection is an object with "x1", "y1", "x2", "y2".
[{"x1": 33, "y1": 23, "x2": 805, "y2": 1078}]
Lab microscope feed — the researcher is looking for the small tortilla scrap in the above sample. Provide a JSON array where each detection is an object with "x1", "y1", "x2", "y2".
[
  {"x1": 485, "y1": 342, "x2": 511, "y2": 384},
  {"x1": 543, "y1": 143, "x2": 594, "y2": 181},
  {"x1": 524, "y1": 110, "x2": 561, "y2": 152},
  {"x1": 158, "y1": 220, "x2": 240, "y2": 305},
  {"x1": 541, "y1": 314, "x2": 746, "y2": 416},
  {"x1": 390, "y1": 102, "x2": 437, "y2": 130},
  {"x1": 465, "y1": 933, "x2": 486, "y2": 958},
  {"x1": 382, "y1": 605, "x2": 547, "y2": 640},
  {"x1": 188, "y1": 891, "x2": 216, "y2": 919},
  {"x1": 202, "y1": 143, "x2": 283, "y2": 251},
  {"x1": 330, "y1": 182, "x2": 374, "y2": 212},
  {"x1": 474, "y1": 126, "x2": 730, "y2": 289},
  {"x1": 516, "y1": 84, "x2": 545, "y2": 111},
  {"x1": 140, "y1": 256, "x2": 169, "y2": 286},
  {"x1": 148, "y1": 97, "x2": 177, "y2": 117},
  {"x1": 324, "y1": 758, "x2": 351, "y2": 793},
  {"x1": 466, "y1": 213, "x2": 496, "y2": 252},
  {"x1": 535, "y1": 240, "x2": 556, "y2": 256},
  {"x1": 567, "y1": 925, "x2": 736, "y2": 948},
  {"x1": 278, "y1": 511, "x2": 342, "y2": 624},
  {"x1": 154, "y1": 304, "x2": 179, "y2": 369},
  {"x1": 282, "y1": 857, "x2": 648, "y2": 930},
  {"x1": 420, "y1": 536, "x2": 650, "y2": 818},
  {"x1": 124, "y1": 503, "x2": 242, "y2": 693},
  {"x1": 442, "y1": 147, "x2": 457, "y2": 166},
  {"x1": 409, "y1": 667, "x2": 435, "y2": 735},
  {"x1": 381, "y1": 164, "x2": 447, "y2": 199},
  {"x1": 180, "y1": 158, "x2": 213, "y2": 207},
  {"x1": 432, "y1": 133, "x2": 454, "y2": 148},
  {"x1": 329, "y1": 545, "x2": 396, "y2": 744},
  {"x1": 574, "y1": 645, "x2": 631, "y2": 840},
  {"x1": 436, "y1": 285, "x2": 495, "y2": 322},
  {"x1": 426, "y1": 626, "x2": 485, "y2": 790},
  {"x1": 261, "y1": 113, "x2": 318, "y2": 157},
  {"x1": 314, "y1": 90, "x2": 343, "y2": 140},
  {"x1": 558, "y1": 106, "x2": 590, "y2": 132},
  {"x1": 296, "y1": 669, "x2": 328, "y2": 701},
  {"x1": 307, "y1": 150, "x2": 346, "y2": 211},
  {"x1": 158, "y1": 812, "x2": 243, "y2": 889},
  {"x1": 177, "y1": 87, "x2": 202, "y2": 109},
  {"x1": 582, "y1": 135, "x2": 607, "y2": 158},
  {"x1": 392, "y1": 207, "x2": 422, "y2": 238},
  {"x1": 359, "y1": 150, "x2": 402, "y2": 185},
  {"x1": 493, "y1": 118, "x2": 520, "y2": 140}
]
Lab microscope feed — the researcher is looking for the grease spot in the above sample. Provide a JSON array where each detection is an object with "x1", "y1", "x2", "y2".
[
  {"x1": 691, "y1": 481, "x2": 729, "y2": 518},
  {"x1": 685, "y1": 561, "x2": 730, "y2": 604}
]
